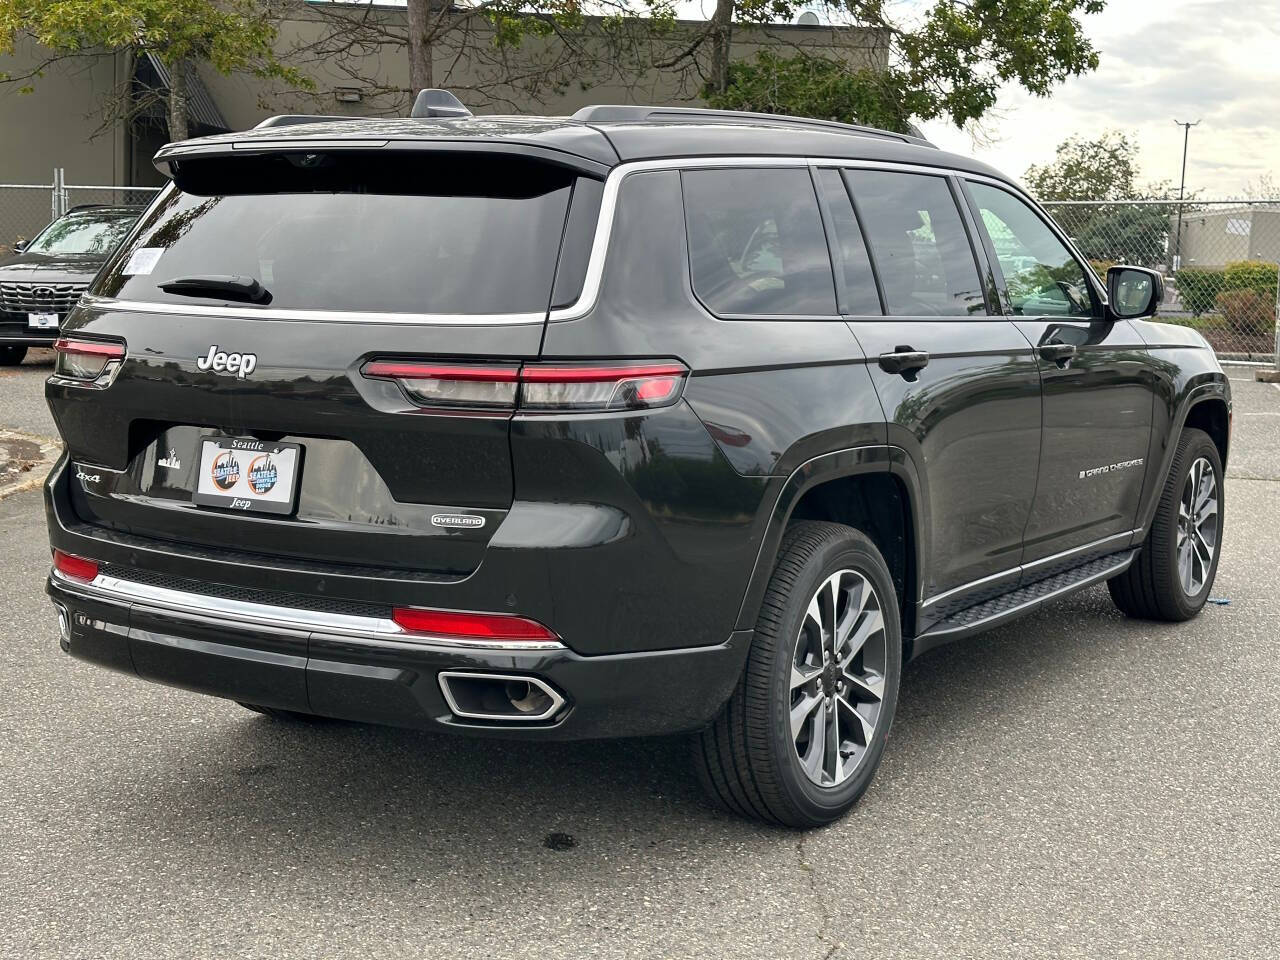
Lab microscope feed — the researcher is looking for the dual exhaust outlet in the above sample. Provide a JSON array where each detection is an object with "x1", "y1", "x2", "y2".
[{"x1": 438, "y1": 671, "x2": 566, "y2": 723}]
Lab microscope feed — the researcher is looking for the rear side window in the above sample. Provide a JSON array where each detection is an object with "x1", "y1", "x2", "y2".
[
  {"x1": 682, "y1": 167, "x2": 837, "y2": 317},
  {"x1": 843, "y1": 170, "x2": 986, "y2": 317},
  {"x1": 93, "y1": 153, "x2": 576, "y2": 316}
]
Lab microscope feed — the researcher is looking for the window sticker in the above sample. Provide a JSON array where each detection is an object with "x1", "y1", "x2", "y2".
[{"x1": 122, "y1": 247, "x2": 164, "y2": 275}]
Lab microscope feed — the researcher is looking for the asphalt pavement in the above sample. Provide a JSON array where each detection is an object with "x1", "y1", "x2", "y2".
[{"x1": 0, "y1": 355, "x2": 1276, "y2": 959}]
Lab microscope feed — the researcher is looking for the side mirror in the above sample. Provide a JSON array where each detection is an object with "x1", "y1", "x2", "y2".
[
  {"x1": 1106, "y1": 265, "x2": 1163, "y2": 319},
  {"x1": 12, "y1": 239, "x2": 26, "y2": 253}
]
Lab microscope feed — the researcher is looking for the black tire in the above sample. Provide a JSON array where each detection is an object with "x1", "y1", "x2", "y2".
[
  {"x1": 0, "y1": 344, "x2": 28, "y2": 366},
  {"x1": 1108, "y1": 427, "x2": 1223, "y2": 621},
  {"x1": 693, "y1": 520, "x2": 902, "y2": 828},
  {"x1": 237, "y1": 701, "x2": 328, "y2": 722}
]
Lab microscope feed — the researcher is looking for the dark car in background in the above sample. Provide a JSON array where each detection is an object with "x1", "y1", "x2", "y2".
[{"x1": 0, "y1": 205, "x2": 142, "y2": 365}]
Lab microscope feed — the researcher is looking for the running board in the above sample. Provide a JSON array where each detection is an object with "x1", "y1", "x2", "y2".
[{"x1": 914, "y1": 550, "x2": 1137, "y2": 654}]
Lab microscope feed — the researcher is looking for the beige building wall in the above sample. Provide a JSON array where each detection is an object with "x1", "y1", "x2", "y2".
[
  {"x1": 1177, "y1": 210, "x2": 1280, "y2": 267},
  {"x1": 0, "y1": 38, "x2": 130, "y2": 184},
  {"x1": 1, "y1": 8, "x2": 888, "y2": 187}
]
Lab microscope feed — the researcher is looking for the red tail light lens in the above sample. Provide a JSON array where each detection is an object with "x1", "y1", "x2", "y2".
[
  {"x1": 520, "y1": 363, "x2": 687, "y2": 411},
  {"x1": 52, "y1": 549, "x2": 99, "y2": 583},
  {"x1": 392, "y1": 607, "x2": 559, "y2": 642},
  {"x1": 54, "y1": 338, "x2": 126, "y2": 380},
  {"x1": 364, "y1": 361, "x2": 519, "y2": 409},
  {"x1": 364, "y1": 359, "x2": 688, "y2": 413}
]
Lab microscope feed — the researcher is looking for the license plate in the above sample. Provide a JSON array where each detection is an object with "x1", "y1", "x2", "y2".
[
  {"x1": 192, "y1": 438, "x2": 301, "y2": 515},
  {"x1": 28, "y1": 312, "x2": 58, "y2": 329}
]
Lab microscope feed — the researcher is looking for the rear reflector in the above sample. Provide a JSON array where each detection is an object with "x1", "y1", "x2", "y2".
[
  {"x1": 54, "y1": 337, "x2": 126, "y2": 380},
  {"x1": 52, "y1": 549, "x2": 99, "y2": 583},
  {"x1": 363, "y1": 359, "x2": 688, "y2": 413},
  {"x1": 392, "y1": 607, "x2": 558, "y2": 642}
]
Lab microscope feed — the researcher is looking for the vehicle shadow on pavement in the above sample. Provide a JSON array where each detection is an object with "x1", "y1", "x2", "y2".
[{"x1": 112, "y1": 585, "x2": 1162, "y2": 867}]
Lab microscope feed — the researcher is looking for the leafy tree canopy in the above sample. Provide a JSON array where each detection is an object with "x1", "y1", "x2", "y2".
[{"x1": 705, "y1": 0, "x2": 1106, "y2": 132}]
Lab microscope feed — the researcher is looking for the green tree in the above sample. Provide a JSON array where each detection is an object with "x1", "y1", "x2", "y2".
[
  {"x1": 689, "y1": 0, "x2": 1106, "y2": 132},
  {"x1": 1025, "y1": 131, "x2": 1183, "y2": 267},
  {"x1": 0, "y1": 0, "x2": 308, "y2": 140}
]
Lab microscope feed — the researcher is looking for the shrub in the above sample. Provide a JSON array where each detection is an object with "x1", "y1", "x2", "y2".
[
  {"x1": 1175, "y1": 267, "x2": 1223, "y2": 316},
  {"x1": 1215, "y1": 289, "x2": 1274, "y2": 336},
  {"x1": 1222, "y1": 260, "x2": 1279, "y2": 300}
]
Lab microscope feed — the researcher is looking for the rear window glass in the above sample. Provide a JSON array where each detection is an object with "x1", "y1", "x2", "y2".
[
  {"x1": 93, "y1": 153, "x2": 576, "y2": 316},
  {"x1": 682, "y1": 167, "x2": 837, "y2": 317}
]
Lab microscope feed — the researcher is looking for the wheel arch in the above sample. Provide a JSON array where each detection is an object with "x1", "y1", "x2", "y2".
[
  {"x1": 1183, "y1": 395, "x2": 1230, "y2": 468},
  {"x1": 734, "y1": 445, "x2": 927, "y2": 646},
  {"x1": 1136, "y1": 379, "x2": 1231, "y2": 539}
]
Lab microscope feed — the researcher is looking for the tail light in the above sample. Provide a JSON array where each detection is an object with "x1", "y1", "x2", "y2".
[
  {"x1": 52, "y1": 549, "x2": 99, "y2": 583},
  {"x1": 364, "y1": 359, "x2": 688, "y2": 413},
  {"x1": 520, "y1": 363, "x2": 686, "y2": 411},
  {"x1": 53, "y1": 337, "x2": 125, "y2": 382},
  {"x1": 362, "y1": 361, "x2": 519, "y2": 409},
  {"x1": 392, "y1": 607, "x2": 559, "y2": 643}
]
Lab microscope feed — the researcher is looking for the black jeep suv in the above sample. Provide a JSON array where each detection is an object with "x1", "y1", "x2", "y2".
[{"x1": 44, "y1": 102, "x2": 1230, "y2": 827}]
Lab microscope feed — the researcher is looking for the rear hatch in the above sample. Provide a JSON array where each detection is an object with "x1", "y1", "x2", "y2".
[{"x1": 48, "y1": 145, "x2": 605, "y2": 578}]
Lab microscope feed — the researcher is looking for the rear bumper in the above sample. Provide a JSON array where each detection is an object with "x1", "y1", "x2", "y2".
[{"x1": 46, "y1": 569, "x2": 750, "y2": 740}]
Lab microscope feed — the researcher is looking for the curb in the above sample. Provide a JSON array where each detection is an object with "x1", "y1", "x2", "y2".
[{"x1": 0, "y1": 429, "x2": 60, "y2": 500}]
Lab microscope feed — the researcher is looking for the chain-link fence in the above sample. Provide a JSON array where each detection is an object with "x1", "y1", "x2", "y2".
[
  {"x1": 1043, "y1": 199, "x2": 1280, "y2": 361},
  {"x1": 1, "y1": 169, "x2": 161, "y2": 256},
  {"x1": 0, "y1": 181, "x2": 59, "y2": 256}
]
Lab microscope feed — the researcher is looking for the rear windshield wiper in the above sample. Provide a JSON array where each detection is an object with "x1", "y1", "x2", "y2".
[{"x1": 158, "y1": 275, "x2": 272, "y2": 305}]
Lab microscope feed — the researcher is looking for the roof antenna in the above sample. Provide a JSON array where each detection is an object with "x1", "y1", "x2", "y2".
[{"x1": 410, "y1": 89, "x2": 472, "y2": 119}]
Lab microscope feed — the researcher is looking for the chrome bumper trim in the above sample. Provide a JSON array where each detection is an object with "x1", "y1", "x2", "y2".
[{"x1": 49, "y1": 568, "x2": 567, "y2": 651}]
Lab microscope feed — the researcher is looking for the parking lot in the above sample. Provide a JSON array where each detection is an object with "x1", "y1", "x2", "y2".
[{"x1": 1, "y1": 349, "x2": 1277, "y2": 959}]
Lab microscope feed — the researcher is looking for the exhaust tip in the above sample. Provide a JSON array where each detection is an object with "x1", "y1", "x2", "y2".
[{"x1": 438, "y1": 671, "x2": 566, "y2": 722}]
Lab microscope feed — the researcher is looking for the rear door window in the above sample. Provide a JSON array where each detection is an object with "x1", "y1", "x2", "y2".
[
  {"x1": 843, "y1": 169, "x2": 987, "y2": 317},
  {"x1": 93, "y1": 153, "x2": 578, "y2": 316},
  {"x1": 682, "y1": 167, "x2": 837, "y2": 317}
]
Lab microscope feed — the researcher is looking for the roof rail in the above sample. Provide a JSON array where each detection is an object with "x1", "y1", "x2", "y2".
[
  {"x1": 569, "y1": 105, "x2": 935, "y2": 148},
  {"x1": 255, "y1": 114, "x2": 371, "y2": 129}
]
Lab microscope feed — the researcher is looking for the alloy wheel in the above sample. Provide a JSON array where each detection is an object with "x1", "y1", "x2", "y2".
[
  {"x1": 789, "y1": 568, "x2": 888, "y2": 788},
  {"x1": 1176, "y1": 455, "x2": 1218, "y2": 596}
]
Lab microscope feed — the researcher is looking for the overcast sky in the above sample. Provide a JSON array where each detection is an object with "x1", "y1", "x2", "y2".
[{"x1": 916, "y1": 0, "x2": 1280, "y2": 197}]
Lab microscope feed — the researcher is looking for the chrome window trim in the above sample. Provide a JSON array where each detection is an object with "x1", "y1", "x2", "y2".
[
  {"x1": 84, "y1": 154, "x2": 1012, "y2": 327},
  {"x1": 77, "y1": 294, "x2": 546, "y2": 327},
  {"x1": 50, "y1": 568, "x2": 568, "y2": 651}
]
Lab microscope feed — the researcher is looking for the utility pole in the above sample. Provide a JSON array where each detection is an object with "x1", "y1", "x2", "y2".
[{"x1": 1172, "y1": 119, "x2": 1199, "y2": 269}]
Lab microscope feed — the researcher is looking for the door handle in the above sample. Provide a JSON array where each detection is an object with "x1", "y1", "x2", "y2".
[
  {"x1": 879, "y1": 346, "x2": 930, "y2": 379},
  {"x1": 1039, "y1": 343, "x2": 1077, "y2": 367}
]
